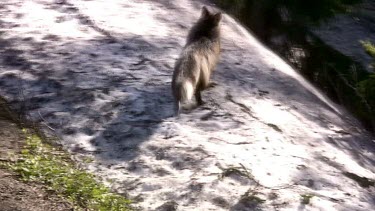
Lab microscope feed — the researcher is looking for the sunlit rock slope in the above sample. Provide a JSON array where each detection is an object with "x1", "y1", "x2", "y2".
[{"x1": 0, "y1": 0, "x2": 374, "y2": 210}]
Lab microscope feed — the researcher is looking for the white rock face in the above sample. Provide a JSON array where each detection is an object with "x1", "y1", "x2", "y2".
[{"x1": 0, "y1": 0, "x2": 374, "y2": 210}]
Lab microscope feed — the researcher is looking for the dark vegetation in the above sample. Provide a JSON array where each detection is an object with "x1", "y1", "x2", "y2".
[{"x1": 215, "y1": 0, "x2": 375, "y2": 131}]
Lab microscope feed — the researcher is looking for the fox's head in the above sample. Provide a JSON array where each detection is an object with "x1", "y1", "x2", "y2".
[
  {"x1": 187, "y1": 6, "x2": 222, "y2": 43},
  {"x1": 199, "y1": 6, "x2": 222, "y2": 27}
]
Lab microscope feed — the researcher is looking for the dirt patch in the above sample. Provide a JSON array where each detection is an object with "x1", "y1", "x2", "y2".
[
  {"x1": 0, "y1": 98, "x2": 73, "y2": 211},
  {"x1": 0, "y1": 169, "x2": 73, "y2": 211}
]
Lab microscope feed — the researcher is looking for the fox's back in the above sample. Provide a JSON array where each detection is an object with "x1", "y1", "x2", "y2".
[
  {"x1": 171, "y1": 6, "x2": 222, "y2": 114},
  {"x1": 173, "y1": 38, "x2": 220, "y2": 86}
]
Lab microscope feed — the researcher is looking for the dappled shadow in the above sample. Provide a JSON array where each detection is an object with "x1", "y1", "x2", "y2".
[
  {"x1": 0, "y1": 0, "x2": 177, "y2": 164},
  {"x1": 290, "y1": 152, "x2": 375, "y2": 210},
  {"x1": 46, "y1": 0, "x2": 118, "y2": 41},
  {"x1": 229, "y1": 197, "x2": 264, "y2": 211},
  {"x1": 326, "y1": 133, "x2": 375, "y2": 168},
  {"x1": 0, "y1": 34, "x2": 175, "y2": 160},
  {"x1": 0, "y1": 0, "x2": 374, "y2": 210},
  {"x1": 220, "y1": 16, "x2": 375, "y2": 172}
]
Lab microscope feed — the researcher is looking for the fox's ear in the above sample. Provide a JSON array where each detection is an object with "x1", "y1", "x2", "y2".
[
  {"x1": 201, "y1": 6, "x2": 209, "y2": 18},
  {"x1": 213, "y1": 12, "x2": 222, "y2": 23}
]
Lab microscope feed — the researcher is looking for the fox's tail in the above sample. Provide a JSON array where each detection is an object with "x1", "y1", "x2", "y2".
[{"x1": 174, "y1": 80, "x2": 194, "y2": 116}]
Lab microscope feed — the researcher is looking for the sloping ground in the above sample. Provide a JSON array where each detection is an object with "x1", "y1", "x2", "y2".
[{"x1": 0, "y1": 0, "x2": 374, "y2": 210}]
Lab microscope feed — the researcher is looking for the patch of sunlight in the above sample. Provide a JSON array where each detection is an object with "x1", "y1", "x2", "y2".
[
  {"x1": 74, "y1": 0, "x2": 171, "y2": 38},
  {"x1": 18, "y1": 1, "x2": 99, "y2": 40},
  {"x1": 223, "y1": 13, "x2": 342, "y2": 115}
]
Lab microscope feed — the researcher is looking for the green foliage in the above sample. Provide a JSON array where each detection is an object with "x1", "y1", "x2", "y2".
[
  {"x1": 357, "y1": 41, "x2": 375, "y2": 125},
  {"x1": 300, "y1": 194, "x2": 314, "y2": 204},
  {"x1": 361, "y1": 41, "x2": 375, "y2": 58},
  {"x1": 361, "y1": 40, "x2": 375, "y2": 69},
  {"x1": 7, "y1": 130, "x2": 132, "y2": 211},
  {"x1": 358, "y1": 74, "x2": 375, "y2": 108}
]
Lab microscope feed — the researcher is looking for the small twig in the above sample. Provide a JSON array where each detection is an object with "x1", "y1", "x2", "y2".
[
  {"x1": 210, "y1": 137, "x2": 252, "y2": 145},
  {"x1": 227, "y1": 163, "x2": 296, "y2": 191},
  {"x1": 38, "y1": 110, "x2": 56, "y2": 131}
]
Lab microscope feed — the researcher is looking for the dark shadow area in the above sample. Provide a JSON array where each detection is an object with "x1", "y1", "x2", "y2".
[
  {"x1": 0, "y1": 36, "x2": 175, "y2": 162},
  {"x1": 0, "y1": 0, "x2": 177, "y2": 163},
  {"x1": 229, "y1": 194, "x2": 265, "y2": 211}
]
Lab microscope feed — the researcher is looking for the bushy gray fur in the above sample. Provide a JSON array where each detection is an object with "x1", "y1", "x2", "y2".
[{"x1": 171, "y1": 6, "x2": 222, "y2": 115}]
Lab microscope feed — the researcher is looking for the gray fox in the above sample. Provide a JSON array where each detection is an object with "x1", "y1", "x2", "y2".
[{"x1": 172, "y1": 6, "x2": 222, "y2": 115}]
